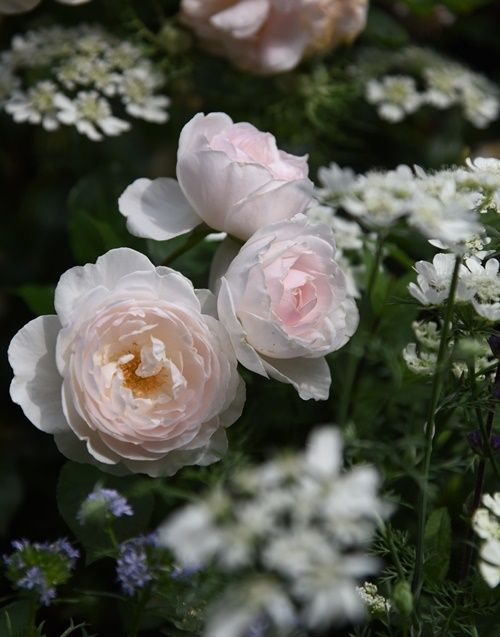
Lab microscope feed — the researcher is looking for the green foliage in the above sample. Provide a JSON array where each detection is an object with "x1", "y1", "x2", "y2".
[
  {"x1": 423, "y1": 508, "x2": 452, "y2": 585},
  {"x1": 0, "y1": 600, "x2": 33, "y2": 637}
]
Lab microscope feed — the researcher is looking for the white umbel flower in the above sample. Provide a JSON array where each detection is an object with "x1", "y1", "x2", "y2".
[
  {"x1": 5, "y1": 81, "x2": 64, "y2": 131},
  {"x1": 55, "y1": 91, "x2": 130, "y2": 141},
  {"x1": 366, "y1": 76, "x2": 422, "y2": 123},
  {"x1": 402, "y1": 343, "x2": 437, "y2": 376},
  {"x1": 159, "y1": 426, "x2": 388, "y2": 635}
]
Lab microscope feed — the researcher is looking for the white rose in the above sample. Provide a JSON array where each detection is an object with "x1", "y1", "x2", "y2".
[
  {"x1": 119, "y1": 112, "x2": 313, "y2": 242},
  {"x1": 9, "y1": 248, "x2": 245, "y2": 477},
  {"x1": 215, "y1": 217, "x2": 359, "y2": 400}
]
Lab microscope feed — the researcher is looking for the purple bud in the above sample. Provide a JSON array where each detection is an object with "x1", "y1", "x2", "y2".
[
  {"x1": 467, "y1": 430, "x2": 500, "y2": 455},
  {"x1": 78, "y1": 487, "x2": 133, "y2": 524}
]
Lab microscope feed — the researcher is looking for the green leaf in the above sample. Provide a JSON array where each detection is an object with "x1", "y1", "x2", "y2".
[
  {"x1": 364, "y1": 8, "x2": 410, "y2": 47},
  {"x1": 15, "y1": 284, "x2": 55, "y2": 316},
  {"x1": 423, "y1": 507, "x2": 452, "y2": 584},
  {"x1": 0, "y1": 461, "x2": 23, "y2": 537},
  {"x1": 56, "y1": 462, "x2": 154, "y2": 564},
  {"x1": 67, "y1": 166, "x2": 145, "y2": 265},
  {"x1": 0, "y1": 600, "x2": 33, "y2": 637}
]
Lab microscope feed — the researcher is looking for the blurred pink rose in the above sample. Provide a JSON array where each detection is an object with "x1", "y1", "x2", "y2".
[
  {"x1": 119, "y1": 112, "x2": 313, "y2": 241},
  {"x1": 215, "y1": 216, "x2": 359, "y2": 400},
  {"x1": 0, "y1": 0, "x2": 91, "y2": 14},
  {"x1": 180, "y1": 0, "x2": 369, "y2": 74},
  {"x1": 8, "y1": 248, "x2": 244, "y2": 477}
]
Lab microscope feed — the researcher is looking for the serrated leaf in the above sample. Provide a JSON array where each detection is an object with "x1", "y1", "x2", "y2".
[
  {"x1": 56, "y1": 462, "x2": 154, "y2": 564},
  {"x1": 423, "y1": 507, "x2": 452, "y2": 584}
]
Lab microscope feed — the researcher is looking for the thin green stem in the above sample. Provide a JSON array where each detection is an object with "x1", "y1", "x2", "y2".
[
  {"x1": 128, "y1": 584, "x2": 151, "y2": 637},
  {"x1": 27, "y1": 597, "x2": 38, "y2": 637},
  {"x1": 161, "y1": 225, "x2": 211, "y2": 267},
  {"x1": 412, "y1": 255, "x2": 461, "y2": 602},
  {"x1": 337, "y1": 233, "x2": 385, "y2": 426}
]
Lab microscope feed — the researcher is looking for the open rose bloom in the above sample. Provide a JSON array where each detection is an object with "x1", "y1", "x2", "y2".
[
  {"x1": 119, "y1": 112, "x2": 313, "y2": 242},
  {"x1": 215, "y1": 216, "x2": 359, "y2": 400},
  {"x1": 180, "y1": 0, "x2": 369, "y2": 74},
  {"x1": 8, "y1": 248, "x2": 244, "y2": 477},
  {"x1": 0, "y1": 0, "x2": 91, "y2": 13}
]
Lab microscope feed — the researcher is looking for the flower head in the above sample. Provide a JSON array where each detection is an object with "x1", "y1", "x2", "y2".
[
  {"x1": 3, "y1": 538, "x2": 79, "y2": 605},
  {"x1": 120, "y1": 112, "x2": 313, "y2": 243},
  {"x1": 77, "y1": 486, "x2": 133, "y2": 524},
  {"x1": 180, "y1": 0, "x2": 368, "y2": 75},
  {"x1": 9, "y1": 248, "x2": 245, "y2": 477},
  {"x1": 116, "y1": 534, "x2": 159, "y2": 596}
]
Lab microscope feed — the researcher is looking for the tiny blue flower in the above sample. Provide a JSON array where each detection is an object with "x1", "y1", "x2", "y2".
[{"x1": 78, "y1": 486, "x2": 133, "y2": 524}]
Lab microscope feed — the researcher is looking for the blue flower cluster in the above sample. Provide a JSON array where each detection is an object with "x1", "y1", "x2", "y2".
[
  {"x1": 116, "y1": 534, "x2": 158, "y2": 596},
  {"x1": 3, "y1": 538, "x2": 79, "y2": 606}
]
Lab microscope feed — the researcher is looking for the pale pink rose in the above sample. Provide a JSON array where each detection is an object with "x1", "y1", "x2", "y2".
[
  {"x1": 0, "y1": 0, "x2": 91, "y2": 13},
  {"x1": 180, "y1": 0, "x2": 369, "y2": 74},
  {"x1": 119, "y1": 112, "x2": 313, "y2": 242},
  {"x1": 8, "y1": 248, "x2": 245, "y2": 477},
  {"x1": 215, "y1": 216, "x2": 359, "y2": 400}
]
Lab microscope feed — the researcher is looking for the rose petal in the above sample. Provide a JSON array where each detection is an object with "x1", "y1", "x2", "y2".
[
  {"x1": 261, "y1": 355, "x2": 331, "y2": 401},
  {"x1": 55, "y1": 248, "x2": 155, "y2": 326},
  {"x1": 118, "y1": 177, "x2": 201, "y2": 241},
  {"x1": 8, "y1": 315, "x2": 68, "y2": 434}
]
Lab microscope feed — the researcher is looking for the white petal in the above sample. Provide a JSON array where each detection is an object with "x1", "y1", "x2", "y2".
[
  {"x1": 178, "y1": 112, "x2": 233, "y2": 155},
  {"x1": 8, "y1": 315, "x2": 68, "y2": 434},
  {"x1": 217, "y1": 277, "x2": 269, "y2": 377},
  {"x1": 305, "y1": 427, "x2": 342, "y2": 477},
  {"x1": 261, "y1": 355, "x2": 331, "y2": 401},
  {"x1": 54, "y1": 248, "x2": 155, "y2": 326},
  {"x1": 209, "y1": 237, "x2": 242, "y2": 294},
  {"x1": 118, "y1": 177, "x2": 201, "y2": 241},
  {"x1": 0, "y1": 0, "x2": 40, "y2": 13}
]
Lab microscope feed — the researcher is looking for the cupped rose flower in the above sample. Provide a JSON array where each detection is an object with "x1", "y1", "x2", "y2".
[
  {"x1": 214, "y1": 216, "x2": 359, "y2": 400},
  {"x1": 119, "y1": 112, "x2": 313, "y2": 242},
  {"x1": 180, "y1": 0, "x2": 369, "y2": 75},
  {"x1": 8, "y1": 248, "x2": 245, "y2": 477}
]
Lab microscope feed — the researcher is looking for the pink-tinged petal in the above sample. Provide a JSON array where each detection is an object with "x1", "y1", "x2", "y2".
[
  {"x1": 255, "y1": 8, "x2": 310, "y2": 73},
  {"x1": 210, "y1": 0, "x2": 270, "y2": 39},
  {"x1": 113, "y1": 268, "x2": 201, "y2": 314},
  {"x1": 261, "y1": 355, "x2": 331, "y2": 401},
  {"x1": 209, "y1": 237, "x2": 242, "y2": 294},
  {"x1": 177, "y1": 150, "x2": 272, "y2": 239},
  {"x1": 55, "y1": 248, "x2": 155, "y2": 326},
  {"x1": 231, "y1": 178, "x2": 313, "y2": 237},
  {"x1": 119, "y1": 177, "x2": 201, "y2": 241},
  {"x1": 53, "y1": 431, "x2": 128, "y2": 475},
  {"x1": 218, "y1": 374, "x2": 246, "y2": 428},
  {"x1": 8, "y1": 315, "x2": 68, "y2": 434},
  {"x1": 195, "y1": 288, "x2": 218, "y2": 317},
  {"x1": 217, "y1": 277, "x2": 268, "y2": 377},
  {"x1": 178, "y1": 112, "x2": 233, "y2": 155}
]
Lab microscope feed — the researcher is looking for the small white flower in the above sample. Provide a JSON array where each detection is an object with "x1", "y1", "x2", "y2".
[
  {"x1": 402, "y1": 343, "x2": 436, "y2": 376},
  {"x1": 366, "y1": 76, "x2": 422, "y2": 123},
  {"x1": 119, "y1": 67, "x2": 170, "y2": 123},
  {"x1": 408, "y1": 253, "x2": 472, "y2": 306},
  {"x1": 5, "y1": 81, "x2": 64, "y2": 130},
  {"x1": 462, "y1": 257, "x2": 500, "y2": 321},
  {"x1": 479, "y1": 539, "x2": 500, "y2": 588},
  {"x1": 343, "y1": 165, "x2": 416, "y2": 228},
  {"x1": 412, "y1": 320, "x2": 441, "y2": 350},
  {"x1": 205, "y1": 578, "x2": 296, "y2": 637},
  {"x1": 357, "y1": 582, "x2": 391, "y2": 615},
  {"x1": 55, "y1": 91, "x2": 130, "y2": 141},
  {"x1": 317, "y1": 162, "x2": 356, "y2": 204}
]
